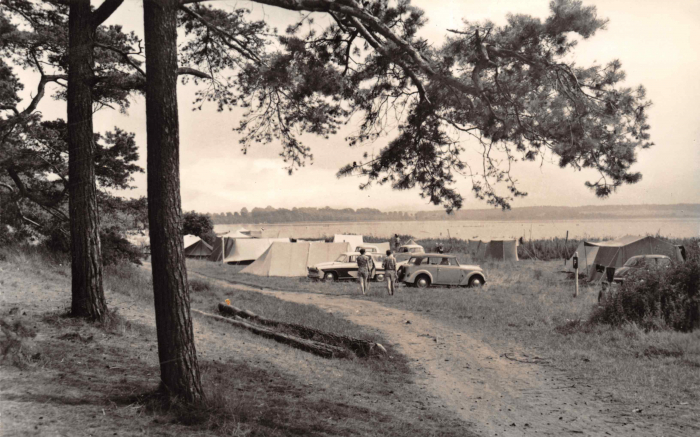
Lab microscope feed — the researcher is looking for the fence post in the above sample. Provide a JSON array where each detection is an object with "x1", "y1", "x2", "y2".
[{"x1": 573, "y1": 251, "x2": 579, "y2": 298}]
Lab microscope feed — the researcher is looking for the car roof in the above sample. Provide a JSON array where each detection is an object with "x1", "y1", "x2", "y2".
[
  {"x1": 410, "y1": 253, "x2": 457, "y2": 258},
  {"x1": 342, "y1": 252, "x2": 383, "y2": 256},
  {"x1": 629, "y1": 254, "x2": 670, "y2": 259}
]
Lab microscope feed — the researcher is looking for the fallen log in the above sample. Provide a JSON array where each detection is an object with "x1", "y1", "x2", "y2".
[
  {"x1": 192, "y1": 309, "x2": 350, "y2": 359},
  {"x1": 217, "y1": 303, "x2": 381, "y2": 357}
]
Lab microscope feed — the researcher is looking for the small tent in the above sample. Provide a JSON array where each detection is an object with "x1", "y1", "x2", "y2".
[
  {"x1": 566, "y1": 235, "x2": 684, "y2": 281},
  {"x1": 223, "y1": 237, "x2": 290, "y2": 264},
  {"x1": 183, "y1": 234, "x2": 200, "y2": 249},
  {"x1": 474, "y1": 240, "x2": 519, "y2": 261},
  {"x1": 184, "y1": 238, "x2": 213, "y2": 259},
  {"x1": 467, "y1": 239, "x2": 481, "y2": 255},
  {"x1": 333, "y1": 234, "x2": 363, "y2": 248},
  {"x1": 241, "y1": 242, "x2": 351, "y2": 277},
  {"x1": 208, "y1": 237, "x2": 236, "y2": 262}
]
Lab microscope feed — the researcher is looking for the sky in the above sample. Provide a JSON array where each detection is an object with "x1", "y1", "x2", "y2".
[{"x1": 18, "y1": 0, "x2": 700, "y2": 213}]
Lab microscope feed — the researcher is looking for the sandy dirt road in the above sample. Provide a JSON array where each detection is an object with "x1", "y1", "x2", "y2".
[{"x1": 195, "y1": 274, "x2": 691, "y2": 437}]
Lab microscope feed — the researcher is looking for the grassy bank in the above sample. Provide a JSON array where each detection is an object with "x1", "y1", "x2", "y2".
[
  {"x1": 1, "y1": 246, "x2": 471, "y2": 436},
  {"x1": 187, "y1": 257, "x2": 700, "y2": 412}
]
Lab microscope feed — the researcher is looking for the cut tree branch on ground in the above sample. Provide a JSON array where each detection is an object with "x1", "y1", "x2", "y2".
[
  {"x1": 192, "y1": 309, "x2": 350, "y2": 358},
  {"x1": 217, "y1": 302, "x2": 385, "y2": 357}
]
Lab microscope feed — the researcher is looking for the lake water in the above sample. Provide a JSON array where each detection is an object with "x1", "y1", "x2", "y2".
[{"x1": 215, "y1": 218, "x2": 699, "y2": 241}]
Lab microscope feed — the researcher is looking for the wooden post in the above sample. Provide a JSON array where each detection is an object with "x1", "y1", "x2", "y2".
[
  {"x1": 564, "y1": 230, "x2": 569, "y2": 265},
  {"x1": 573, "y1": 251, "x2": 579, "y2": 298},
  {"x1": 221, "y1": 236, "x2": 225, "y2": 264}
]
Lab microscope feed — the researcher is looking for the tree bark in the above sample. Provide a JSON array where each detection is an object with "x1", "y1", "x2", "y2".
[
  {"x1": 67, "y1": 0, "x2": 107, "y2": 320},
  {"x1": 143, "y1": 0, "x2": 204, "y2": 403}
]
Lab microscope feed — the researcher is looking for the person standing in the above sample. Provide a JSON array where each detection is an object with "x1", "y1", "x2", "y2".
[
  {"x1": 393, "y1": 234, "x2": 401, "y2": 251},
  {"x1": 356, "y1": 248, "x2": 374, "y2": 295},
  {"x1": 382, "y1": 250, "x2": 398, "y2": 296}
]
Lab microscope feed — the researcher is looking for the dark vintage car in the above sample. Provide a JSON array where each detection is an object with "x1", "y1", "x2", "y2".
[
  {"x1": 308, "y1": 252, "x2": 386, "y2": 282},
  {"x1": 612, "y1": 254, "x2": 672, "y2": 284},
  {"x1": 598, "y1": 254, "x2": 673, "y2": 303},
  {"x1": 398, "y1": 253, "x2": 486, "y2": 288}
]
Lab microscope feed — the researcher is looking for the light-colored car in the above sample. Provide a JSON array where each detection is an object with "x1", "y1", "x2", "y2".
[
  {"x1": 355, "y1": 245, "x2": 379, "y2": 253},
  {"x1": 398, "y1": 253, "x2": 485, "y2": 288},
  {"x1": 395, "y1": 244, "x2": 425, "y2": 263},
  {"x1": 308, "y1": 252, "x2": 386, "y2": 282}
]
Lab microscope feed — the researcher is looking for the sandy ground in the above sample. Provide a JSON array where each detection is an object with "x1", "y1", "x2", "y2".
[
  {"x1": 194, "y1": 274, "x2": 694, "y2": 437},
  {"x1": 1, "y1": 259, "x2": 695, "y2": 436}
]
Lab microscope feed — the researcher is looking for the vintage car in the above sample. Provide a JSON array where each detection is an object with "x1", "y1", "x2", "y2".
[
  {"x1": 308, "y1": 252, "x2": 386, "y2": 282},
  {"x1": 395, "y1": 243, "x2": 425, "y2": 263},
  {"x1": 355, "y1": 245, "x2": 380, "y2": 253},
  {"x1": 612, "y1": 254, "x2": 672, "y2": 284},
  {"x1": 398, "y1": 253, "x2": 485, "y2": 288}
]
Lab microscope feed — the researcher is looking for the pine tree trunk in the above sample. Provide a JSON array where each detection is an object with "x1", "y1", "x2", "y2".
[
  {"x1": 67, "y1": 0, "x2": 107, "y2": 320},
  {"x1": 143, "y1": 0, "x2": 204, "y2": 403}
]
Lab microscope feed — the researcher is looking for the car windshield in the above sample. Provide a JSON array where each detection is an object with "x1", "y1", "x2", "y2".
[
  {"x1": 335, "y1": 255, "x2": 347, "y2": 262},
  {"x1": 408, "y1": 257, "x2": 422, "y2": 265},
  {"x1": 623, "y1": 257, "x2": 645, "y2": 267}
]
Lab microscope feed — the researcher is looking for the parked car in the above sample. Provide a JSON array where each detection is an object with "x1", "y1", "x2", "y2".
[
  {"x1": 308, "y1": 252, "x2": 386, "y2": 282},
  {"x1": 612, "y1": 254, "x2": 672, "y2": 284},
  {"x1": 395, "y1": 244, "x2": 425, "y2": 263},
  {"x1": 355, "y1": 245, "x2": 379, "y2": 253},
  {"x1": 398, "y1": 253, "x2": 485, "y2": 288},
  {"x1": 598, "y1": 254, "x2": 673, "y2": 303}
]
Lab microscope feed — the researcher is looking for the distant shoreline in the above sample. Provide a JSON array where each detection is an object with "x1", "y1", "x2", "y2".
[{"x1": 214, "y1": 216, "x2": 699, "y2": 228}]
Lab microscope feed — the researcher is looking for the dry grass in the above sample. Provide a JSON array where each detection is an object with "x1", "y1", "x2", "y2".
[
  {"x1": 1, "y1": 247, "x2": 471, "y2": 436},
  {"x1": 188, "y1": 256, "x2": 700, "y2": 409}
]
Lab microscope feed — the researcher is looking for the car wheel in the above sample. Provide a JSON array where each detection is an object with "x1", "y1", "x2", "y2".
[
  {"x1": 468, "y1": 276, "x2": 484, "y2": 287},
  {"x1": 415, "y1": 275, "x2": 430, "y2": 289},
  {"x1": 375, "y1": 273, "x2": 385, "y2": 282},
  {"x1": 323, "y1": 271, "x2": 337, "y2": 282}
]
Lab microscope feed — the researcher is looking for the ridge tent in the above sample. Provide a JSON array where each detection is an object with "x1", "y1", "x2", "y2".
[
  {"x1": 467, "y1": 240, "x2": 481, "y2": 255},
  {"x1": 475, "y1": 240, "x2": 519, "y2": 261},
  {"x1": 333, "y1": 234, "x2": 363, "y2": 248},
  {"x1": 241, "y1": 242, "x2": 351, "y2": 277},
  {"x1": 566, "y1": 235, "x2": 684, "y2": 282},
  {"x1": 183, "y1": 234, "x2": 200, "y2": 249},
  {"x1": 223, "y1": 237, "x2": 290, "y2": 264},
  {"x1": 184, "y1": 239, "x2": 213, "y2": 259},
  {"x1": 208, "y1": 237, "x2": 236, "y2": 262}
]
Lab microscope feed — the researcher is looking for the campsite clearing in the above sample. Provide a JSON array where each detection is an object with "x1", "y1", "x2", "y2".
[{"x1": 188, "y1": 258, "x2": 700, "y2": 436}]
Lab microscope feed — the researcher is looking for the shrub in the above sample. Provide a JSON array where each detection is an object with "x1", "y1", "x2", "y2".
[
  {"x1": 591, "y1": 253, "x2": 700, "y2": 332},
  {"x1": 101, "y1": 228, "x2": 144, "y2": 266}
]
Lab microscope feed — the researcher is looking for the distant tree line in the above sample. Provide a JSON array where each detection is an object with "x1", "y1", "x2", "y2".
[
  {"x1": 209, "y1": 207, "x2": 417, "y2": 224},
  {"x1": 208, "y1": 204, "x2": 700, "y2": 225}
]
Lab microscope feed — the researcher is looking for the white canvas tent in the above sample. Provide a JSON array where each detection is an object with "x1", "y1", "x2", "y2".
[
  {"x1": 241, "y1": 242, "x2": 351, "y2": 277},
  {"x1": 333, "y1": 234, "x2": 363, "y2": 248},
  {"x1": 566, "y1": 235, "x2": 684, "y2": 281},
  {"x1": 223, "y1": 237, "x2": 290, "y2": 264}
]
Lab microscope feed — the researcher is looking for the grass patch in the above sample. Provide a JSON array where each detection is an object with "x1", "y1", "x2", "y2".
[
  {"x1": 189, "y1": 257, "x2": 700, "y2": 408},
  {"x1": 1, "y1": 247, "x2": 472, "y2": 437}
]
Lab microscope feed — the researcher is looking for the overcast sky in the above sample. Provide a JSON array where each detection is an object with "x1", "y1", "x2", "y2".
[{"x1": 23, "y1": 0, "x2": 700, "y2": 213}]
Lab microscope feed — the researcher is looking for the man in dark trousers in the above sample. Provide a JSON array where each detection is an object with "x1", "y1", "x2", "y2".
[
  {"x1": 356, "y1": 248, "x2": 374, "y2": 295},
  {"x1": 393, "y1": 234, "x2": 401, "y2": 251},
  {"x1": 382, "y1": 250, "x2": 398, "y2": 295}
]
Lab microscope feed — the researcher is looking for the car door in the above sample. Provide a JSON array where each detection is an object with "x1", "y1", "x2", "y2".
[
  {"x1": 343, "y1": 255, "x2": 358, "y2": 279},
  {"x1": 437, "y1": 257, "x2": 462, "y2": 284}
]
